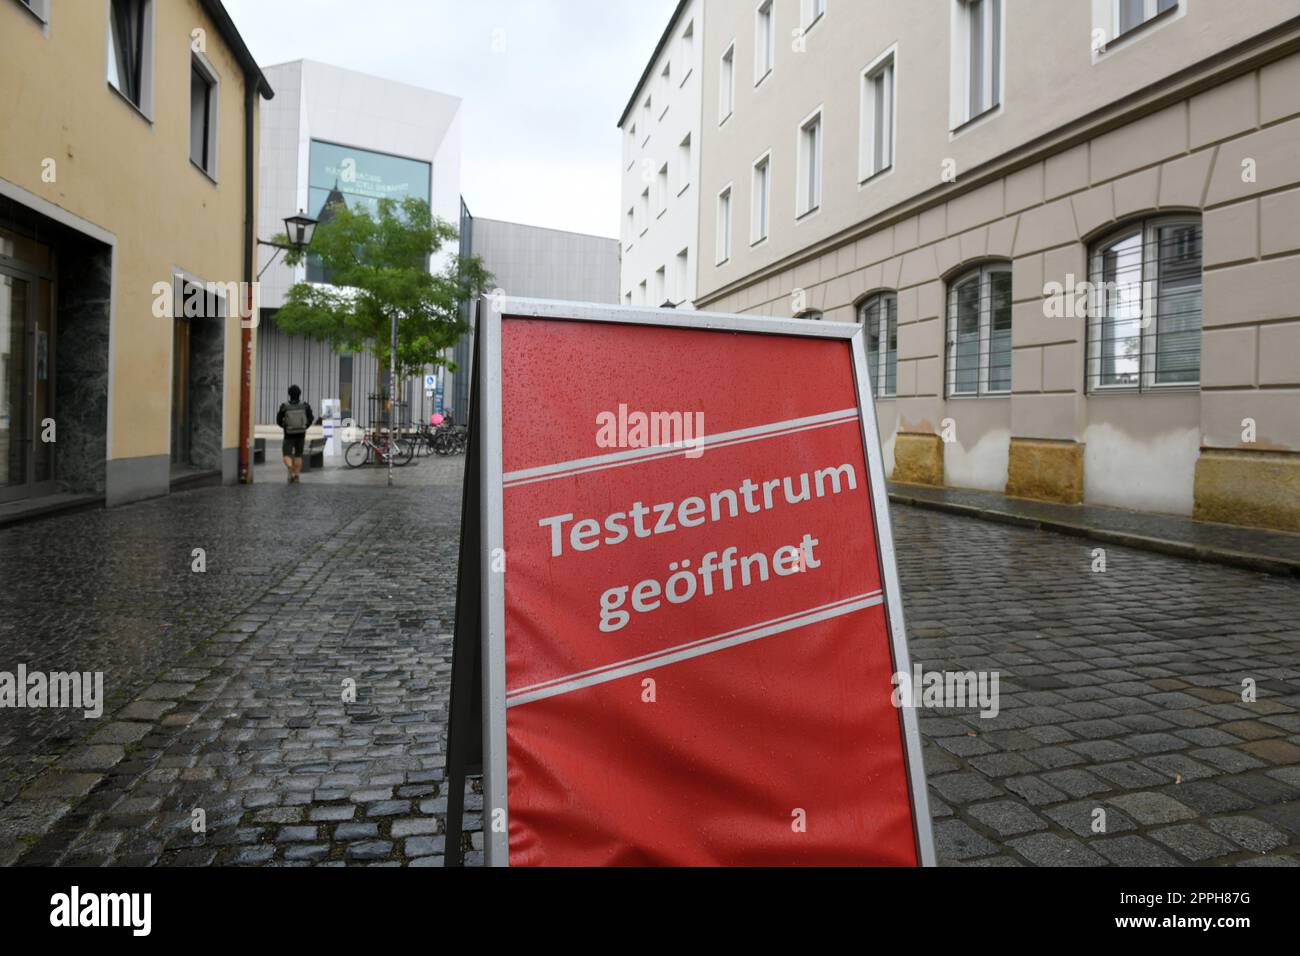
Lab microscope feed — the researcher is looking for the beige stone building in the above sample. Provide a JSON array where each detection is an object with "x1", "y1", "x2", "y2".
[
  {"x1": 0, "y1": 0, "x2": 270, "y2": 509},
  {"x1": 689, "y1": 0, "x2": 1300, "y2": 531}
]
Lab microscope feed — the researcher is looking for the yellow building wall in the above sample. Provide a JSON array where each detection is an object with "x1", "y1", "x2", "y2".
[{"x1": 0, "y1": 0, "x2": 257, "y2": 461}]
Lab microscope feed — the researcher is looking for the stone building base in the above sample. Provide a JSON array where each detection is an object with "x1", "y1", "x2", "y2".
[
  {"x1": 893, "y1": 433, "x2": 944, "y2": 486},
  {"x1": 1005, "y1": 438, "x2": 1084, "y2": 505},
  {"x1": 1194, "y1": 449, "x2": 1300, "y2": 533}
]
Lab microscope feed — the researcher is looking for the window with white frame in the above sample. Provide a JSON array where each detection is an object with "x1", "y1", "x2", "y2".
[
  {"x1": 638, "y1": 280, "x2": 647, "y2": 305},
  {"x1": 797, "y1": 110, "x2": 822, "y2": 217},
  {"x1": 675, "y1": 248, "x2": 690, "y2": 303},
  {"x1": 755, "y1": 1, "x2": 775, "y2": 85},
  {"x1": 720, "y1": 44, "x2": 735, "y2": 123},
  {"x1": 107, "y1": 0, "x2": 154, "y2": 113},
  {"x1": 716, "y1": 186, "x2": 733, "y2": 265},
  {"x1": 660, "y1": 61, "x2": 672, "y2": 112},
  {"x1": 190, "y1": 54, "x2": 219, "y2": 177},
  {"x1": 956, "y1": 0, "x2": 1001, "y2": 126},
  {"x1": 947, "y1": 263, "x2": 1012, "y2": 396},
  {"x1": 751, "y1": 153, "x2": 771, "y2": 244},
  {"x1": 860, "y1": 293, "x2": 898, "y2": 398},
  {"x1": 681, "y1": 20, "x2": 695, "y2": 84},
  {"x1": 860, "y1": 51, "x2": 895, "y2": 182},
  {"x1": 625, "y1": 207, "x2": 634, "y2": 247},
  {"x1": 656, "y1": 164, "x2": 669, "y2": 216},
  {"x1": 801, "y1": 0, "x2": 826, "y2": 31},
  {"x1": 639, "y1": 188, "x2": 649, "y2": 234},
  {"x1": 642, "y1": 97, "x2": 652, "y2": 139},
  {"x1": 678, "y1": 134, "x2": 692, "y2": 193},
  {"x1": 17, "y1": 0, "x2": 50, "y2": 22},
  {"x1": 1117, "y1": 0, "x2": 1178, "y2": 37},
  {"x1": 654, "y1": 267, "x2": 666, "y2": 306},
  {"x1": 1087, "y1": 217, "x2": 1202, "y2": 391}
]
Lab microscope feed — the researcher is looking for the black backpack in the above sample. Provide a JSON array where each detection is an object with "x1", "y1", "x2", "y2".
[{"x1": 282, "y1": 402, "x2": 310, "y2": 434}]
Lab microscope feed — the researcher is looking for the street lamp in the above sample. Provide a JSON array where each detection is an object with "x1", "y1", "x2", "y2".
[
  {"x1": 282, "y1": 212, "x2": 318, "y2": 249},
  {"x1": 256, "y1": 210, "x2": 319, "y2": 278}
]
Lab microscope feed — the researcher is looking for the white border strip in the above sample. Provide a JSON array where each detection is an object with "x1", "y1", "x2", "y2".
[
  {"x1": 493, "y1": 295, "x2": 861, "y2": 339},
  {"x1": 506, "y1": 591, "x2": 883, "y2": 708},
  {"x1": 482, "y1": 303, "x2": 510, "y2": 866},
  {"x1": 503, "y1": 407, "x2": 858, "y2": 487}
]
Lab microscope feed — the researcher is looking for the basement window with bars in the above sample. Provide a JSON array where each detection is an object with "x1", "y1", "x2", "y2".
[
  {"x1": 947, "y1": 263, "x2": 1011, "y2": 396},
  {"x1": 861, "y1": 293, "x2": 898, "y2": 398},
  {"x1": 1087, "y1": 218, "x2": 1202, "y2": 392}
]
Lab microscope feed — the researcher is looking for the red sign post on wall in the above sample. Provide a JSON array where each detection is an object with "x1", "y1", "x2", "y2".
[{"x1": 445, "y1": 297, "x2": 934, "y2": 867}]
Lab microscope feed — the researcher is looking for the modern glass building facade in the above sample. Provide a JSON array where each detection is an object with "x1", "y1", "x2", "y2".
[
  {"x1": 303, "y1": 140, "x2": 433, "y2": 284},
  {"x1": 254, "y1": 60, "x2": 464, "y2": 431}
]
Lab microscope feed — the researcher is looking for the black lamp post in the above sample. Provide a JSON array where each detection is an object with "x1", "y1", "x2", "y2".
[{"x1": 257, "y1": 210, "x2": 319, "y2": 279}]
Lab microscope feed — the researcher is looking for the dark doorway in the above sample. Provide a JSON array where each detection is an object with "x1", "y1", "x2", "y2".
[
  {"x1": 170, "y1": 316, "x2": 192, "y2": 467},
  {"x1": 170, "y1": 278, "x2": 225, "y2": 477},
  {"x1": 0, "y1": 232, "x2": 57, "y2": 502}
]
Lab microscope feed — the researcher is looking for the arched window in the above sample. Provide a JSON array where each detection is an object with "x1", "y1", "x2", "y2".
[
  {"x1": 946, "y1": 263, "x2": 1011, "y2": 396},
  {"x1": 859, "y1": 292, "x2": 897, "y2": 398},
  {"x1": 1087, "y1": 217, "x2": 1202, "y2": 392}
]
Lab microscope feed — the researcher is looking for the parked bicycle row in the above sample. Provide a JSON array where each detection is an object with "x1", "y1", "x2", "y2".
[{"x1": 343, "y1": 420, "x2": 468, "y2": 467}]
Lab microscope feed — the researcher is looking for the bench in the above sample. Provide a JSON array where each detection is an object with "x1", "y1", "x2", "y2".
[
  {"x1": 254, "y1": 424, "x2": 327, "y2": 469},
  {"x1": 302, "y1": 436, "x2": 326, "y2": 471}
]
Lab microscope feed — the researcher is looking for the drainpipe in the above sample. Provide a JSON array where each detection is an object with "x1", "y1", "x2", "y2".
[{"x1": 240, "y1": 80, "x2": 257, "y2": 484}]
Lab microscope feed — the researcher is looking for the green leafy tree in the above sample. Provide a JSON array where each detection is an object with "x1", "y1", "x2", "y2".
[{"x1": 273, "y1": 196, "x2": 489, "y2": 398}]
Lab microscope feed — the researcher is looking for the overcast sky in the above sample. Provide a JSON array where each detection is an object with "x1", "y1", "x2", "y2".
[{"x1": 222, "y1": 0, "x2": 677, "y2": 239}]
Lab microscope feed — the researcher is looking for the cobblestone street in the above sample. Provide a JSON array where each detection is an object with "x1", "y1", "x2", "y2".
[
  {"x1": 898, "y1": 509, "x2": 1300, "y2": 867},
  {"x1": 0, "y1": 457, "x2": 1297, "y2": 866},
  {"x1": 0, "y1": 457, "x2": 469, "y2": 867}
]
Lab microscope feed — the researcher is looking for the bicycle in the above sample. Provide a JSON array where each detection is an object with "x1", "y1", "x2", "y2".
[
  {"x1": 432, "y1": 423, "x2": 469, "y2": 456},
  {"x1": 411, "y1": 423, "x2": 438, "y2": 457},
  {"x1": 344, "y1": 429, "x2": 415, "y2": 468}
]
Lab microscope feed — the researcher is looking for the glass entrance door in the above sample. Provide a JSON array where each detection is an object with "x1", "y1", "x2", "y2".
[
  {"x1": 1, "y1": 271, "x2": 32, "y2": 491},
  {"x1": 0, "y1": 265, "x2": 56, "y2": 500},
  {"x1": 0, "y1": 222, "x2": 57, "y2": 502}
]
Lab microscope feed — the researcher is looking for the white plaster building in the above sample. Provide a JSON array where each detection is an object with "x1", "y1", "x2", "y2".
[{"x1": 617, "y1": 0, "x2": 704, "y2": 309}]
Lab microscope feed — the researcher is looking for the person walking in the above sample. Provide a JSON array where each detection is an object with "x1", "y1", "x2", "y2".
[{"x1": 277, "y1": 385, "x2": 315, "y2": 483}]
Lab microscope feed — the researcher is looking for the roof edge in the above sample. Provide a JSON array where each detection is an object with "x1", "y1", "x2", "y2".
[
  {"x1": 263, "y1": 59, "x2": 465, "y2": 106},
  {"x1": 617, "y1": 0, "x2": 691, "y2": 129},
  {"x1": 200, "y1": 0, "x2": 274, "y2": 99}
]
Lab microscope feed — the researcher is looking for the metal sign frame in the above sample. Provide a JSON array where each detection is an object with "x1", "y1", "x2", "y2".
[{"x1": 465, "y1": 295, "x2": 935, "y2": 867}]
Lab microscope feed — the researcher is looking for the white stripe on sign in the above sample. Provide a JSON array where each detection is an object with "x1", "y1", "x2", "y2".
[
  {"x1": 502, "y1": 408, "x2": 860, "y2": 488},
  {"x1": 505, "y1": 591, "x2": 884, "y2": 708}
]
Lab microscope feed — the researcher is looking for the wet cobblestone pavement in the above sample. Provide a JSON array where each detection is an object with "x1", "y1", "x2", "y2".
[
  {"x1": 898, "y1": 510, "x2": 1300, "y2": 867},
  {"x1": 0, "y1": 457, "x2": 475, "y2": 867},
  {"x1": 0, "y1": 456, "x2": 1297, "y2": 866}
]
